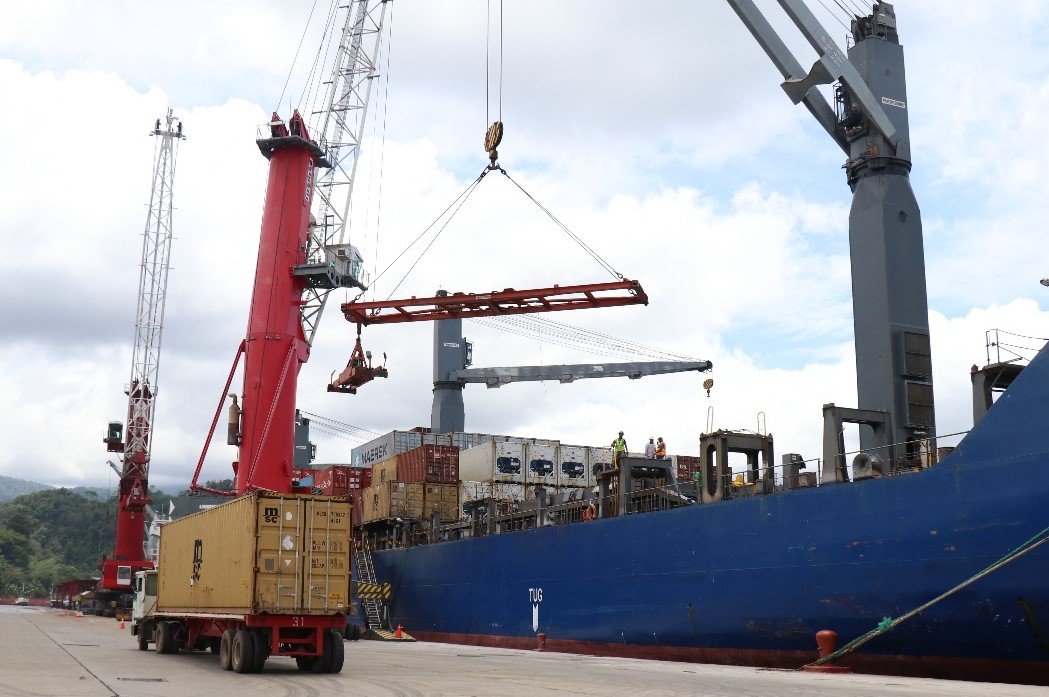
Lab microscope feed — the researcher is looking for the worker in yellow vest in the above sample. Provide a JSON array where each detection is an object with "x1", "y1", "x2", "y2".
[{"x1": 611, "y1": 431, "x2": 628, "y2": 467}]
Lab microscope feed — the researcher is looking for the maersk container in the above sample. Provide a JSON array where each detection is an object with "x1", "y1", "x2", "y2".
[
  {"x1": 156, "y1": 492, "x2": 350, "y2": 615},
  {"x1": 459, "y1": 441, "x2": 528, "y2": 484},
  {"x1": 525, "y1": 442, "x2": 558, "y2": 487},
  {"x1": 352, "y1": 430, "x2": 490, "y2": 469},
  {"x1": 557, "y1": 445, "x2": 589, "y2": 487}
]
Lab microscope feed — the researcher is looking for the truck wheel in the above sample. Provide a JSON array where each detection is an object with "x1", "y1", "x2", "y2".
[
  {"x1": 209, "y1": 636, "x2": 222, "y2": 655},
  {"x1": 311, "y1": 630, "x2": 333, "y2": 673},
  {"x1": 219, "y1": 629, "x2": 235, "y2": 671},
  {"x1": 250, "y1": 631, "x2": 267, "y2": 673},
  {"x1": 326, "y1": 629, "x2": 345, "y2": 674},
  {"x1": 295, "y1": 656, "x2": 316, "y2": 671},
  {"x1": 231, "y1": 629, "x2": 255, "y2": 674},
  {"x1": 137, "y1": 621, "x2": 151, "y2": 651},
  {"x1": 155, "y1": 622, "x2": 172, "y2": 655}
]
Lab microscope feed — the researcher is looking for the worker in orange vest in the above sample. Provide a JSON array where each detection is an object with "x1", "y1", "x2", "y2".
[{"x1": 655, "y1": 437, "x2": 666, "y2": 459}]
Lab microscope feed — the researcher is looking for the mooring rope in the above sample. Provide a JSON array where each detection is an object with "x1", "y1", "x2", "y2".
[{"x1": 803, "y1": 522, "x2": 1049, "y2": 668}]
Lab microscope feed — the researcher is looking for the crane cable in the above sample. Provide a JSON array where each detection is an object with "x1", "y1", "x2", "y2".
[{"x1": 360, "y1": 0, "x2": 624, "y2": 300}]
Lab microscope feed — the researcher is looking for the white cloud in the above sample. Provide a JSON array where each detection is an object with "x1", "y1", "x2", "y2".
[{"x1": 1, "y1": 2, "x2": 1048, "y2": 493}]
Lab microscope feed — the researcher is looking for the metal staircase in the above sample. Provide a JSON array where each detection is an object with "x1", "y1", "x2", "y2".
[{"x1": 353, "y1": 539, "x2": 384, "y2": 630}]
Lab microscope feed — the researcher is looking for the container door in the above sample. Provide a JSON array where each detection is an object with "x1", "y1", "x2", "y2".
[
  {"x1": 303, "y1": 499, "x2": 351, "y2": 612},
  {"x1": 255, "y1": 496, "x2": 305, "y2": 611}
]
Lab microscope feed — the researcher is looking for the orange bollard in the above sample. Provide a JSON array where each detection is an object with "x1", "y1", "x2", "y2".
[
  {"x1": 803, "y1": 629, "x2": 852, "y2": 673},
  {"x1": 395, "y1": 625, "x2": 403, "y2": 638}
]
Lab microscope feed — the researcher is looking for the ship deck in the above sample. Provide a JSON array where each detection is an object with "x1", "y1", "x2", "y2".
[{"x1": 2, "y1": 605, "x2": 1043, "y2": 696}]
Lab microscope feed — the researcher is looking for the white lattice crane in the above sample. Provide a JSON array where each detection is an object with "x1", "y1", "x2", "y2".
[
  {"x1": 295, "y1": 0, "x2": 390, "y2": 345},
  {"x1": 102, "y1": 109, "x2": 185, "y2": 594}
]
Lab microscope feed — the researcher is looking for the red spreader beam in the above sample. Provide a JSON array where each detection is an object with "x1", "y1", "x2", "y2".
[{"x1": 342, "y1": 279, "x2": 648, "y2": 325}]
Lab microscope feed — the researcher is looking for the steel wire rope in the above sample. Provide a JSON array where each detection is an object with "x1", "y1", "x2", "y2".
[
  {"x1": 470, "y1": 315, "x2": 699, "y2": 363},
  {"x1": 299, "y1": 410, "x2": 381, "y2": 439},
  {"x1": 471, "y1": 317, "x2": 691, "y2": 363},
  {"x1": 366, "y1": 2, "x2": 396, "y2": 303},
  {"x1": 814, "y1": 0, "x2": 851, "y2": 32},
  {"x1": 842, "y1": 0, "x2": 867, "y2": 18},
  {"x1": 274, "y1": 0, "x2": 325, "y2": 113},
  {"x1": 361, "y1": 169, "x2": 488, "y2": 302},
  {"x1": 506, "y1": 314, "x2": 697, "y2": 361},
  {"x1": 298, "y1": 0, "x2": 342, "y2": 127},
  {"x1": 803, "y1": 522, "x2": 1049, "y2": 668},
  {"x1": 497, "y1": 168, "x2": 622, "y2": 280}
]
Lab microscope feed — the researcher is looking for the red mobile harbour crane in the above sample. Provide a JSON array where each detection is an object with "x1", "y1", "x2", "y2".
[
  {"x1": 91, "y1": 111, "x2": 185, "y2": 618},
  {"x1": 130, "y1": 109, "x2": 647, "y2": 674}
]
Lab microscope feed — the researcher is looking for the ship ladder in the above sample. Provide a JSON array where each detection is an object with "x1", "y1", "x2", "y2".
[{"x1": 353, "y1": 539, "x2": 386, "y2": 630}]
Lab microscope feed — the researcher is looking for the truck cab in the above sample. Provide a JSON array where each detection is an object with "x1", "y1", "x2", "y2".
[{"x1": 131, "y1": 569, "x2": 158, "y2": 650}]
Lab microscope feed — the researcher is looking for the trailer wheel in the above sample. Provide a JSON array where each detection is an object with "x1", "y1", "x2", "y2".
[
  {"x1": 250, "y1": 630, "x2": 267, "y2": 673},
  {"x1": 231, "y1": 629, "x2": 255, "y2": 674},
  {"x1": 326, "y1": 629, "x2": 345, "y2": 674},
  {"x1": 219, "y1": 629, "x2": 235, "y2": 671},
  {"x1": 155, "y1": 622, "x2": 173, "y2": 655},
  {"x1": 294, "y1": 656, "x2": 316, "y2": 671},
  {"x1": 137, "y1": 621, "x2": 152, "y2": 651},
  {"x1": 310, "y1": 629, "x2": 336, "y2": 673},
  {"x1": 209, "y1": 636, "x2": 222, "y2": 655}
]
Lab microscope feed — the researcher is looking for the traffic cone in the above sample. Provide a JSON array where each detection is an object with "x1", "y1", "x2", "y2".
[
  {"x1": 395, "y1": 625, "x2": 403, "y2": 639},
  {"x1": 119, "y1": 618, "x2": 126, "y2": 630}
]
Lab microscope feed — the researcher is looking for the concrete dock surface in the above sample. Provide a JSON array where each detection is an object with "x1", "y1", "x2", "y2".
[{"x1": 2, "y1": 606, "x2": 1044, "y2": 697}]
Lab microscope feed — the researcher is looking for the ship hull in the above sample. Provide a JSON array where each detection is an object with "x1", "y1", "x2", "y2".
[{"x1": 372, "y1": 344, "x2": 1049, "y2": 683}]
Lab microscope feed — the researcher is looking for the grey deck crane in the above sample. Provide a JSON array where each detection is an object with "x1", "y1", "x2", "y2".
[
  {"x1": 431, "y1": 311, "x2": 711, "y2": 434},
  {"x1": 726, "y1": 1, "x2": 935, "y2": 478}
]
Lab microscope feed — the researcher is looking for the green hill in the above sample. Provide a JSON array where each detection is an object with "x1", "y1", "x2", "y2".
[{"x1": 0, "y1": 475, "x2": 53, "y2": 503}]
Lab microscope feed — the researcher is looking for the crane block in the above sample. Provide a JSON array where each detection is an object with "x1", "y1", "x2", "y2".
[{"x1": 329, "y1": 336, "x2": 389, "y2": 394}]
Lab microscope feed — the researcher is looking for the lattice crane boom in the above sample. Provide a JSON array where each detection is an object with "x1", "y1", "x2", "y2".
[
  {"x1": 297, "y1": 0, "x2": 389, "y2": 345},
  {"x1": 101, "y1": 109, "x2": 185, "y2": 591}
]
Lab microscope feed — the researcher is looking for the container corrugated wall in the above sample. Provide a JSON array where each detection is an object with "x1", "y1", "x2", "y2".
[
  {"x1": 361, "y1": 481, "x2": 461, "y2": 523},
  {"x1": 156, "y1": 492, "x2": 349, "y2": 615}
]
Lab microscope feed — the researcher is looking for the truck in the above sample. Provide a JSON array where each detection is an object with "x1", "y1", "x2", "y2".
[{"x1": 131, "y1": 491, "x2": 350, "y2": 673}]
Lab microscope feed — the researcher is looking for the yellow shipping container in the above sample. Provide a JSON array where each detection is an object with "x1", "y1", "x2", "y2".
[
  {"x1": 361, "y1": 482, "x2": 461, "y2": 523},
  {"x1": 156, "y1": 492, "x2": 350, "y2": 615},
  {"x1": 372, "y1": 458, "x2": 398, "y2": 485}
]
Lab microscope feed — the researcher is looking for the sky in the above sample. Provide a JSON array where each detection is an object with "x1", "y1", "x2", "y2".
[{"x1": 1, "y1": 0, "x2": 1047, "y2": 494}]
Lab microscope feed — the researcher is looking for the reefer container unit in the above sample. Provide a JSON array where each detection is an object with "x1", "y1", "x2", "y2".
[
  {"x1": 557, "y1": 445, "x2": 589, "y2": 487},
  {"x1": 459, "y1": 441, "x2": 527, "y2": 485},
  {"x1": 460, "y1": 481, "x2": 528, "y2": 516},
  {"x1": 525, "y1": 442, "x2": 558, "y2": 487},
  {"x1": 587, "y1": 445, "x2": 614, "y2": 480},
  {"x1": 136, "y1": 492, "x2": 349, "y2": 673}
]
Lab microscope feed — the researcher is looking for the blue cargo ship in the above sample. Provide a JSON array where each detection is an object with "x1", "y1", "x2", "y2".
[
  {"x1": 370, "y1": 344, "x2": 1049, "y2": 682},
  {"x1": 356, "y1": 2, "x2": 1049, "y2": 684}
]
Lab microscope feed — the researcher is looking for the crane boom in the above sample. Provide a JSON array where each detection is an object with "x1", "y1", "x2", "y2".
[
  {"x1": 341, "y1": 280, "x2": 648, "y2": 325},
  {"x1": 297, "y1": 0, "x2": 389, "y2": 343},
  {"x1": 101, "y1": 109, "x2": 185, "y2": 591}
]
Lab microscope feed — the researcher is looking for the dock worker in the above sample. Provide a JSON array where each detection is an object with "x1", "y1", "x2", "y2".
[
  {"x1": 612, "y1": 431, "x2": 628, "y2": 466},
  {"x1": 655, "y1": 437, "x2": 666, "y2": 459},
  {"x1": 645, "y1": 437, "x2": 656, "y2": 459}
]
